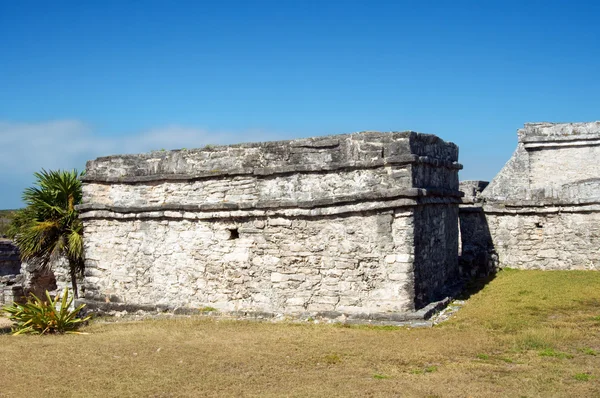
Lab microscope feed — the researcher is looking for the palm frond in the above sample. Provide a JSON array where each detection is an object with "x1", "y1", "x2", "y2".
[
  {"x1": 9, "y1": 169, "x2": 85, "y2": 293},
  {"x1": 67, "y1": 227, "x2": 84, "y2": 262}
]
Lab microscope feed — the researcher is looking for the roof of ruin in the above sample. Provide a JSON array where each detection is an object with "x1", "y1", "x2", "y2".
[
  {"x1": 482, "y1": 121, "x2": 600, "y2": 208},
  {"x1": 81, "y1": 131, "x2": 460, "y2": 184}
]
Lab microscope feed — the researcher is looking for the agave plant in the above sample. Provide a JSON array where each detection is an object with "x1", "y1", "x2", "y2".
[{"x1": 3, "y1": 288, "x2": 91, "y2": 335}]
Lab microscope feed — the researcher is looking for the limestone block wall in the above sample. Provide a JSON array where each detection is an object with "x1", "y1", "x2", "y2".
[
  {"x1": 83, "y1": 212, "x2": 417, "y2": 314},
  {"x1": 483, "y1": 211, "x2": 600, "y2": 270},
  {"x1": 79, "y1": 131, "x2": 462, "y2": 319},
  {"x1": 482, "y1": 122, "x2": 600, "y2": 270}
]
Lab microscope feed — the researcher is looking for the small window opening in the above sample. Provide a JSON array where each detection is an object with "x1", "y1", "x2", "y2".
[
  {"x1": 228, "y1": 228, "x2": 239, "y2": 240},
  {"x1": 535, "y1": 222, "x2": 543, "y2": 228}
]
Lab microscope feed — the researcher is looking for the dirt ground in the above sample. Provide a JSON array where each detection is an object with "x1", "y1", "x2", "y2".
[{"x1": 0, "y1": 316, "x2": 11, "y2": 329}]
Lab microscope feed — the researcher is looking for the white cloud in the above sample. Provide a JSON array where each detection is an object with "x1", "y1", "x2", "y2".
[{"x1": 0, "y1": 119, "x2": 282, "y2": 208}]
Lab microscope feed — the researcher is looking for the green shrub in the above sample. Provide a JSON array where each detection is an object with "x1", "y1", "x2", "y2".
[{"x1": 2, "y1": 288, "x2": 91, "y2": 335}]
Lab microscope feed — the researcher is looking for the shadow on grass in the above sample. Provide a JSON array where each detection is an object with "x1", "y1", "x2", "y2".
[{"x1": 455, "y1": 273, "x2": 497, "y2": 301}]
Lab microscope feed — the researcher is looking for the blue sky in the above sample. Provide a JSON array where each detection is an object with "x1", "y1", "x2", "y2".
[{"x1": 1, "y1": 0, "x2": 599, "y2": 209}]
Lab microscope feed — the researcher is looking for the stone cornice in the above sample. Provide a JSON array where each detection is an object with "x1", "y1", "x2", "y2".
[
  {"x1": 81, "y1": 154, "x2": 462, "y2": 184},
  {"x1": 78, "y1": 188, "x2": 463, "y2": 219}
]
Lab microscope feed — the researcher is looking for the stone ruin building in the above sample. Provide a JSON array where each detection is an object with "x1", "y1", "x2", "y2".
[
  {"x1": 76, "y1": 132, "x2": 462, "y2": 322},
  {"x1": 481, "y1": 122, "x2": 600, "y2": 270},
  {"x1": 2, "y1": 121, "x2": 598, "y2": 322}
]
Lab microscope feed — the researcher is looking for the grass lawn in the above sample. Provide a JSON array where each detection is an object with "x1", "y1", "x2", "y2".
[{"x1": 1, "y1": 269, "x2": 599, "y2": 397}]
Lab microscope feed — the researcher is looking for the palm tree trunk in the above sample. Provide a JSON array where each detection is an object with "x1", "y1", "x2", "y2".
[{"x1": 69, "y1": 262, "x2": 79, "y2": 299}]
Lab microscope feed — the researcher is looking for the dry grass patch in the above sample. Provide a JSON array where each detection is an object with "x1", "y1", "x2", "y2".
[{"x1": 1, "y1": 269, "x2": 600, "y2": 397}]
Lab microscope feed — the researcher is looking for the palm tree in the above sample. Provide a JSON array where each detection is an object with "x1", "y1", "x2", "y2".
[{"x1": 8, "y1": 169, "x2": 85, "y2": 298}]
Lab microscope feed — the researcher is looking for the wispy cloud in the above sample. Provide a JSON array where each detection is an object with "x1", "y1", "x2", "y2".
[{"x1": 0, "y1": 119, "x2": 281, "y2": 208}]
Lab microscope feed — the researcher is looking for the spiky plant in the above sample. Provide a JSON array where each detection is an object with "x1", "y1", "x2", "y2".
[
  {"x1": 3, "y1": 288, "x2": 90, "y2": 335},
  {"x1": 8, "y1": 169, "x2": 85, "y2": 297}
]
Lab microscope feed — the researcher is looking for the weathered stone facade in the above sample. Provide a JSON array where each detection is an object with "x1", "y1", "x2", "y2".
[
  {"x1": 78, "y1": 132, "x2": 462, "y2": 321},
  {"x1": 481, "y1": 122, "x2": 600, "y2": 270}
]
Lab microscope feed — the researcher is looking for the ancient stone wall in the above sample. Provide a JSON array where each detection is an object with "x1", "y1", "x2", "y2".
[
  {"x1": 482, "y1": 122, "x2": 600, "y2": 270},
  {"x1": 0, "y1": 240, "x2": 23, "y2": 305},
  {"x1": 0, "y1": 240, "x2": 21, "y2": 276},
  {"x1": 483, "y1": 211, "x2": 600, "y2": 270},
  {"x1": 0, "y1": 239, "x2": 74, "y2": 304},
  {"x1": 19, "y1": 259, "x2": 74, "y2": 299},
  {"x1": 79, "y1": 132, "x2": 462, "y2": 321},
  {"x1": 413, "y1": 203, "x2": 460, "y2": 303}
]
